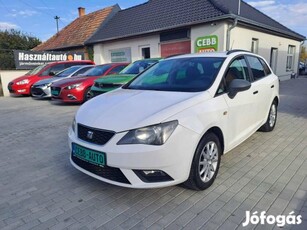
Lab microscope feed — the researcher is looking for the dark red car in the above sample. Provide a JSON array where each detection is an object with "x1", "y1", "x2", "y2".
[
  {"x1": 50, "y1": 63, "x2": 128, "y2": 103},
  {"x1": 8, "y1": 60, "x2": 95, "y2": 96}
]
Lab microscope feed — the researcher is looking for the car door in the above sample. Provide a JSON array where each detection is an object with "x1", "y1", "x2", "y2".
[
  {"x1": 221, "y1": 56, "x2": 259, "y2": 150},
  {"x1": 246, "y1": 55, "x2": 276, "y2": 126}
]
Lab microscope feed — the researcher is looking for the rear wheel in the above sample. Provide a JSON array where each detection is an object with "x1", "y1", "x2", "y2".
[
  {"x1": 259, "y1": 100, "x2": 277, "y2": 132},
  {"x1": 183, "y1": 133, "x2": 221, "y2": 190}
]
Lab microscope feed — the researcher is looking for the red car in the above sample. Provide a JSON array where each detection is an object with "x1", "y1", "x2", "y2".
[
  {"x1": 8, "y1": 60, "x2": 95, "y2": 96},
  {"x1": 50, "y1": 63, "x2": 128, "y2": 103}
]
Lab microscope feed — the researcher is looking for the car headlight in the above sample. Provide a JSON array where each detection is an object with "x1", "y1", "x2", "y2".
[
  {"x1": 65, "y1": 83, "x2": 81, "y2": 90},
  {"x1": 16, "y1": 79, "x2": 29, "y2": 85},
  {"x1": 72, "y1": 117, "x2": 76, "y2": 133},
  {"x1": 117, "y1": 120, "x2": 178, "y2": 145}
]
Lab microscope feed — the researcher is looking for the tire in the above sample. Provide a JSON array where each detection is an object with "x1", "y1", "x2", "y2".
[
  {"x1": 183, "y1": 133, "x2": 221, "y2": 190},
  {"x1": 259, "y1": 100, "x2": 277, "y2": 132},
  {"x1": 83, "y1": 88, "x2": 92, "y2": 102}
]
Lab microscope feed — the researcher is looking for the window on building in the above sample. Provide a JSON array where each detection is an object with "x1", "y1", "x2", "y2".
[
  {"x1": 141, "y1": 47, "x2": 151, "y2": 59},
  {"x1": 251, "y1": 38, "x2": 259, "y2": 54},
  {"x1": 286, "y1": 45, "x2": 296, "y2": 71}
]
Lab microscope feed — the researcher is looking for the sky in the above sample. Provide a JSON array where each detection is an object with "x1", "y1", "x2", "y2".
[{"x1": 0, "y1": 0, "x2": 306, "y2": 42}]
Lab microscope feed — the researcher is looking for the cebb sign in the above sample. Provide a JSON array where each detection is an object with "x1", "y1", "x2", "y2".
[
  {"x1": 14, "y1": 50, "x2": 84, "y2": 70},
  {"x1": 195, "y1": 35, "x2": 218, "y2": 53}
]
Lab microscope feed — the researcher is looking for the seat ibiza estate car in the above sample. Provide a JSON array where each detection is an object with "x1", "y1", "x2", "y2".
[{"x1": 68, "y1": 50, "x2": 279, "y2": 190}]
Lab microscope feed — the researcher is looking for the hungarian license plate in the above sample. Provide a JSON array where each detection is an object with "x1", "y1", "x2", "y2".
[
  {"x1": 51, "y1": 90, "x2": 59, "y2": 96},
  {"x1": 72, "y1": 143, "x2": 106, "y2": 167}
]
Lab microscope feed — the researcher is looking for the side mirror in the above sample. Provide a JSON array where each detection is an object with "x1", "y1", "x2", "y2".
[
  {"x1": 228, "y1": 79, "x2": 251, "y2": 99},
  {"x1": 49, "y1": 71, "x2": 56, "y2": 76}
]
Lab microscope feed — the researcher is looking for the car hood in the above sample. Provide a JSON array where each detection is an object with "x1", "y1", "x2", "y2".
[
  {"x1": 11, "y1": 74, "x2": 36, "y2": 83},
  {"x1": 95, "y1": 74, "x2": 136, "y2": 84},
  {"x1": 76, "y1": 88, "x2": 211, "y2": 132},
  {"x1": 34, "y1": 77, "x2": 65, "y2": 86},
  {"x1": 52, "y1": 76, "x2": 96, "y2": 87}
]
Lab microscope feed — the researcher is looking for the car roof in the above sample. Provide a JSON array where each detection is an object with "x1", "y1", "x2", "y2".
[{"x1": 165, "y1": 50, "x2": 254, "y2": 60}]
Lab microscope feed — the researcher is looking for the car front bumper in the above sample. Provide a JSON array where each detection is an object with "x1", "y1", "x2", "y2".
[
  {"x1": 31, "y1": 85, "x2": 51, "y2": 98},
  {"x1": 68, "y1": 124, "x2": 199, "y2": 188}
]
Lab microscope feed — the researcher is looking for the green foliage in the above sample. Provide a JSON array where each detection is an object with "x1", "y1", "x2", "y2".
[
  {"x1": 0, "y1": 29, "x2": 41, "y2": 70},
  {"x1": 300, "y1": 45, "x2": 307, "y2": 63}
]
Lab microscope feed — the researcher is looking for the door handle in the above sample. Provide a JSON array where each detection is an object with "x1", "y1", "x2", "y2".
[
  {"x1": 271, "y1": 85, "x2": 274, "y2": 88},
  {"x1": 253, "y1": 91, "x2": 258, "y2": 95}
]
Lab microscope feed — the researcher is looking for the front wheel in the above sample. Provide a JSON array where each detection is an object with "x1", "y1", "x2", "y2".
[
  {"x1": 83, "y1": 88, "x2": 92, "y2": 102},
  {"x1": 259, "y1": 100, "x2": 277, "y2": 132},
  {"x1": 183, "y1": 133, "x2": 221, "y2": 190}
]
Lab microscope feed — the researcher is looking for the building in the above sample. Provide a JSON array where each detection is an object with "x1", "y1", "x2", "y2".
[
  {"x1": 85, "y1": 0, "x2": 305, "y2": 80},
  {"x1": 33, "y1": 5, "x2": 120, "y2": 60}
]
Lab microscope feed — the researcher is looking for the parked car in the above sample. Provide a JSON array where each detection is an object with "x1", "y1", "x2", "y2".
[
  {"x1": 68, "y1": 50, "x2": 279, "y2": 190},
  {"x1": 51, "y1": 63, "x2": 128, "y2": 103},
  {"x1": 89, "y1": 58, "x2": 160, "y2": 98},
  {"x1": 31, "y1": 65, "x2": 94, "y2": 98},
  {"x1": 7, "y1": 60, "x2": 95, "y2": 96}
]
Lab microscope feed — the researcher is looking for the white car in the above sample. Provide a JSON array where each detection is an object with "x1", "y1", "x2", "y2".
[{"x1": 68, "y1": 50, "x2": 279, "y2": 190}]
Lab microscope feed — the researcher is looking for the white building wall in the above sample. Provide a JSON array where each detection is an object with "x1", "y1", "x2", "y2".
[
  {"x1": 93, "y1": 35, "x2": 160, "y2": 64},
  {"x1": 229, "y1": 26, "x2": 301, "y2": 79}
]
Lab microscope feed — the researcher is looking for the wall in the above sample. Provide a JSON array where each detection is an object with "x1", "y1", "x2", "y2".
[
  {"x1": 0, "y1": 70, "x2": 28, "y2": 97},
  {"x1": 229, "y1": 25, "x2": 302, "y2": 80},
  {"x1": 93, "y1": 34, "x2": 160, "y2": 64},
  {"x1": 191, "y1": 22, "x2": 227, "y2": 52}
]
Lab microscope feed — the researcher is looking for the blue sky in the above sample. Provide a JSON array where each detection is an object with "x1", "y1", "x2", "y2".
[{"x1": 0, "y1": 0, "x2": 306, "y2": 42}]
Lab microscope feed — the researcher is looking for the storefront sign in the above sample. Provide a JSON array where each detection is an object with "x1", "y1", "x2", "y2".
[
  {"x1": 195, "y1": 35, "x2": 218, "y2": 53},
  {"x1": 161, "y1": 40, "x2": 191, "y2": 58},
  {"x1": 110, "y1": 48, "x2": 131, "y2": 63},
  {"x1": 13, "y1": 50, "x2": 84, "y2": 70}
]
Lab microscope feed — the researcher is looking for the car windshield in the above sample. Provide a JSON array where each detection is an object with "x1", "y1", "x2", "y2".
[
  {"x1": 120, "y1": 60, "x2": 158, "y2": 75},
  {"x1": 54, "y1": 66, "x2": 82, "y2": 78},
  {"x1": 82, "y1": 65, "x2": 112, "y2": 76},
  {"x1": 125, "y1": 57, "x2": 225, "y2": 92},
  {"x1": 25, "y1": 64, "x2": 48, "y2": 75}
]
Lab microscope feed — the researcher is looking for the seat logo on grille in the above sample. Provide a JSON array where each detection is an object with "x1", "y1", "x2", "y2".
[{"x1": 87, "y1": 131, "x2": 94, "y2": 139}]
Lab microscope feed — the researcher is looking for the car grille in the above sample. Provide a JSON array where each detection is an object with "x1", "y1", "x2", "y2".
[
  {"x1": 94, "y1": 82, "x2": 122, "y2": 89},
  {"x1": 78, "y1": 124, "x2": 115, "y2": 145},
  {"x1": 31, "y1": 87, "x2": 45, "y2": 96},
  {"x1": 71, "y1": 155, "x2": 130, "y2": 184},
  {"x1": 51, "y1": 86, "x2": 61, "y2": 96}
]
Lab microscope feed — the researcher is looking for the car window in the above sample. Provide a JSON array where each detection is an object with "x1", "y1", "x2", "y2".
[
  {"x1": 83, "y1": 65, "x2": 112, "y2": 76},
  {"x1": 259, "y1": 58, "x2": 272, "y2": 75},
  {"x1": 125, "y1": 57, "x2": 224, "y2": 92},
  {"x1": 72, "y1": 66, "x2": 93, "y2": 76},
  {"x1": 40, "y1": 64, "x2": 65, "y2": 76},
  {"x1": 217, "y1": 56, "x2": 250, "y2": 95},
  {"x1": 121, "y1": 60, "x2": 158, "y2": 74},
  {"x1": 246, "y1": 56, "x2": 267, "y2": 81},
  {"x1": 108, "y1": 65, "x2": 127, "y2": 75}
]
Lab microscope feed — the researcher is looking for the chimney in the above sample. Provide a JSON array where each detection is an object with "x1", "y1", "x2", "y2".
[{"x1": 78, "y1": 7, "x2": 85, "y2": 17}]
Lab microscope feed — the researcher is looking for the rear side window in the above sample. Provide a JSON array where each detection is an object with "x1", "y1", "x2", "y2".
[
  {"x1": 246, "y1": 56, "x2": 267, "y2": 81},
  {"x1": 40, "y1": 63, "x2": 65, "y2": 76}
]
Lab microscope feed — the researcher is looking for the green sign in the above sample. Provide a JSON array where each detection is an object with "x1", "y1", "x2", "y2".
[
  {"x1": 110, "y1": 48, "x2": 131, "y2": 63},
  {"x1": 195, "y1": 35, "x2": 218, "y2": 53}
]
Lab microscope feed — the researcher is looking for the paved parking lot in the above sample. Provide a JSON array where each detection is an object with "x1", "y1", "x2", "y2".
[{"x1": 0, "y1": 78, "x2": 306, "y2": 230}]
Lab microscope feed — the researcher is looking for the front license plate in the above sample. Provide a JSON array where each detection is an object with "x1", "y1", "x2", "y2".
[
  {"x1": 51, "y1": 90, "x2": 59, "y2": 96},
  {"x1": 72, "y1": 143, "x2": 106, "y2": 167}
]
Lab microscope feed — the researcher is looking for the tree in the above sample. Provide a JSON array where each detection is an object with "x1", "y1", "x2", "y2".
[
  {"x1": 300, "y1": 45, "x2": 307, "y2": 63},
  {"x1": 0, "y1": 29, "x2": 41, "y2": 70}
]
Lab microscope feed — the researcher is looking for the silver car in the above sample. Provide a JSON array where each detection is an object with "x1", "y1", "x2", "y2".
[{"x1": 31, "y1": 65, "x2": 93, "y2": 98}]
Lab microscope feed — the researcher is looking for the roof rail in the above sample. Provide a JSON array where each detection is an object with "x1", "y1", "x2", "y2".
[{"x1": 226, "y1": 49, "x2": 251, "y2": 55}]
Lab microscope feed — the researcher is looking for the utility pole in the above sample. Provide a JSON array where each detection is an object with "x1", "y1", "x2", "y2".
[{"x1": 54, "y1": 16, "x2": 60, "y2": 33}]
